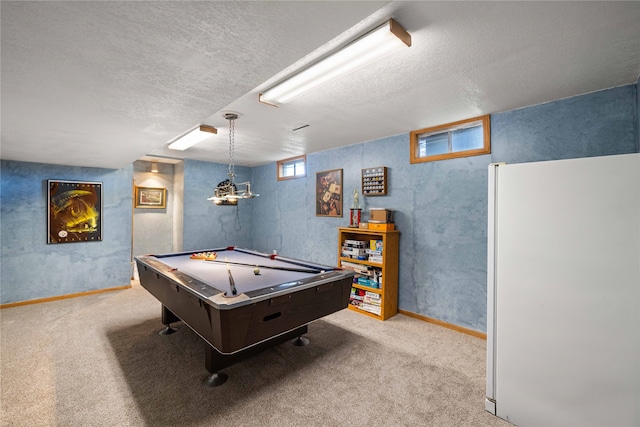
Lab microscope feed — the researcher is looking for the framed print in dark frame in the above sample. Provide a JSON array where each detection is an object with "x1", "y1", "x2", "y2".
[
  {"x1": 47, "y1": 180, "x2": 102, "y2": 244},
  {"x1": 316, "y1": 169, "x2": 342, "y2": 217},
  {"x1": 135, "y1": 186, "x2": 167, "y2": 209}
]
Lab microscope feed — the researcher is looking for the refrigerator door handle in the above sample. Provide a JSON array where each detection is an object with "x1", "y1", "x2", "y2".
[{"x1": 485, "y1": 162, "x2": 504, "y2": 414}]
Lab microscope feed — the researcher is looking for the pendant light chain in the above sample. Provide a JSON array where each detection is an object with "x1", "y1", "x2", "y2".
[
  {"x1": 207, "y1": 112, "x2": 258, "y2": 205},
  {"x1": 228, "y1": 117, "x2": 235, "y2": 182}
]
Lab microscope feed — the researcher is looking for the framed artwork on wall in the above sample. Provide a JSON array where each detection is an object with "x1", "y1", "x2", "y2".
[
  {"x1": 316, "y1": 169, "x2": 342, "y2": 217},
  {"x1": 135, "y1": 186, "x2": 167, "y2": 209},
  {"x1": 47, "y1": 180, "x2": 103, "y2": 244}
]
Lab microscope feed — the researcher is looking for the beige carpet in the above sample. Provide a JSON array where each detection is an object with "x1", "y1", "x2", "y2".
[{"x1": 1, "y1": 282, "x2": 512, "y2": 427}]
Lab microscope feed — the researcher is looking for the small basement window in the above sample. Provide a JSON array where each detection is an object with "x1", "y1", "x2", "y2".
[
  {"x1": 410, "y1": 115, "x2": 490, "y2": 163},
  {"x1": 277, "y1": 155, "x2": 306, "y2": 180}
]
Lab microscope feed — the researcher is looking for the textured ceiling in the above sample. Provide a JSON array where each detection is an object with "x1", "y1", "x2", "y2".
[{"x1": 1, "y1": 1, "x2": 639, "y2": 169}]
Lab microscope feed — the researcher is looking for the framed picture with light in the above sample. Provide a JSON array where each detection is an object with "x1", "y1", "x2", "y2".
[
  {"x1": 47, "y1": 179, "x2": 102, "y2": 244},
  {"x1": 135, "y1": 186, "x2": 167, "y2": 209},
  {"x1": 316, "y1": 169, "x2": 342, "y2": 217}
]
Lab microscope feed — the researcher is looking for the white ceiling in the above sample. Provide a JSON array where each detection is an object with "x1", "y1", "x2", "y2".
[{"x1": 2, "y1": 1, "x2": 639, "y2": 169}]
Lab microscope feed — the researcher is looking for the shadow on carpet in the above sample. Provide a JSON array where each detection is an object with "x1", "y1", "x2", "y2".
[{"x1": 106, "y1": 317, "x2": 355, "y2": 425}]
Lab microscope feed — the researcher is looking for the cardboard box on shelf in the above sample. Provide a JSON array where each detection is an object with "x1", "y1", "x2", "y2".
[{"x1": 369, "y1": 208, "x2": 393, "y2": 223}]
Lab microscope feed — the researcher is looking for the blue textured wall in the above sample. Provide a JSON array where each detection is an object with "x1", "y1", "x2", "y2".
[
  {"x1": 2, "y1": 85, "x2": 637, "y2": 325},
  {"x1": 250, "y1": 84, "x2": 639, "y2": 332},
  {"x1": 0, "y1": 161, "x2": 132, "y2": 304},
  {"x1": 182, "y1": 159, "x2": 253, "y2": 251},
  {"x1": 491, "y1": 85, "x2": 638, "y2": 163}
]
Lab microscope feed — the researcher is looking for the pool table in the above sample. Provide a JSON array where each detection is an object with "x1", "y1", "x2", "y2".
[{"x1": 135, "y1": 246, "x2": 354, "y2": 386}]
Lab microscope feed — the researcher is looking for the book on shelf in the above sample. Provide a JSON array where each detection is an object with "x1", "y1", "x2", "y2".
[
  {"x1": 350, "y1": 287, "x2": 366, "y2": 300},
  {"x1": 341, "y1": 261, "x2": 370, "y2": 272},
  {"x1": 350, "y1": 299, "x2": 363, "y2": 308},
  {"x1": 359, "y1": 303, "x2": 382, "y2": 316},
  {"x1": 341, "y1": 260, "x2": 367, "y2": 268},
  {"x1": 364, "y1": 290, "x2": 380, "y2": 299},
  {"x1": 357, "y1": 277, "x2": 380, "y2": 289},
  {"x1": 363, "y1": 295, "x2": 381, "y2": 306},
  {"x1": 344, "y1": 239, "x2": 368, "y2": 247},
  {"x1": 342, "y1": 247, "x2": 367, "y2": 256},
  {"x1": 369, "y1": 240, "x2": 383, "y2": 253}
]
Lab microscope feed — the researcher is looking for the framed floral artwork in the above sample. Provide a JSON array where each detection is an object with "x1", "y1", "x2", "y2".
[{"x1": 135, "y1": 186, "x2": 167, "y2": 209}]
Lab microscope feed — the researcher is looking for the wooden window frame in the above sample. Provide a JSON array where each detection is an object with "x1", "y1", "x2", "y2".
[
  {"x1": 410, "y1": 115, "x2": 491, "y2": 164},
  {"x1": 277, "y1": 154, "x2": 306, "y2": 181}
]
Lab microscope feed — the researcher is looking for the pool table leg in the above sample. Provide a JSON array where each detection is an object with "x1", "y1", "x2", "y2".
[
  {"x1": 202, "y1": 325, "x2": 309, "y2": 387},
  {"x1": 159, "y1": 305, "x2": 178, "y2": 335},
  {"x1": 292, "y1": 336, "x2": 310, "y2": 346},
  {"x1": 203, "y1": 371, "x2": 228, "y2": 387}
]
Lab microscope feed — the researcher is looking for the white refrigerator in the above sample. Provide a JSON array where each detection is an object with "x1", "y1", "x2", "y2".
[{"x1": 486, "y1": 153, "x2": 639, "y2": 426}]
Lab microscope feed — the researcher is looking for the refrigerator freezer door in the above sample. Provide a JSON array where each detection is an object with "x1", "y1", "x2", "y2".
[{"x1": 489, "y1": 154, "x2": 639, "y2": 426}]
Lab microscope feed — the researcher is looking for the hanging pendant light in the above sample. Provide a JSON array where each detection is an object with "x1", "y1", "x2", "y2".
[{"x1": 207, "y1": 113, "x2": 259, "y2": 206}]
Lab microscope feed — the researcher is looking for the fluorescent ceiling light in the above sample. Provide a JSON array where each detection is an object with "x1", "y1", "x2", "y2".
[
  {"x1": 168, "y1": 125, "x2": 217, "y2": 151},
  {"x1": 259, "y1": 18, "x2": 411, "y2": 106}
]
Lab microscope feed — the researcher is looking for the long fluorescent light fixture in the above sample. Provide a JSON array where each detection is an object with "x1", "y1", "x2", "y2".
[
  {"x1": 168, "y1": 125, "x2": 217, "y2": 150},
  {"x1": 259, "y1": 18, "x2": 411, "y2": 106}
]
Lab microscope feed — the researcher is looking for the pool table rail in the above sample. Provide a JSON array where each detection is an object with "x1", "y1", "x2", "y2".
[{"x1": 135, "y1": 251, "x2": 353, "y2": 310}]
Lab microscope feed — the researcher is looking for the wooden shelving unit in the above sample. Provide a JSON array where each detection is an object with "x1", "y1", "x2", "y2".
[{"x1": 337, "y1": 227, "x2": 400, "y2": 320}]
